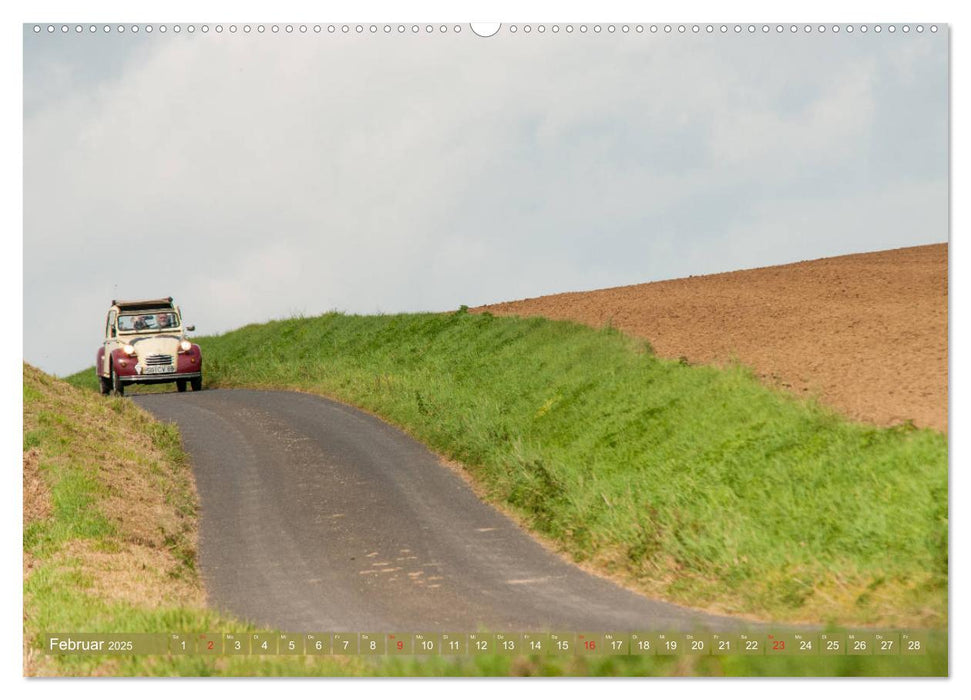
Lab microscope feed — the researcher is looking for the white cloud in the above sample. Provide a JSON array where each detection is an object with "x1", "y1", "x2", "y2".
[{"x1": 24, "y1": 31, "x2": 947, "y2": 374}]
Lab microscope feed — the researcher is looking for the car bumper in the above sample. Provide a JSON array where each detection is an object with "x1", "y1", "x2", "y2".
[{"x1": 122, "y1": 371, "x2": 202, "y2": 384}]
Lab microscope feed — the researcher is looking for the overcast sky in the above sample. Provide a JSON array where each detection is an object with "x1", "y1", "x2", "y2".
[{"x1": 23, "y1": 24, "x2": 948, "y2": 376}]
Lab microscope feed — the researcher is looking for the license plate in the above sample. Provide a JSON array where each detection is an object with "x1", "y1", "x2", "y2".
[{"x1": 143, "y1": 365, "x2": 175, "y2": 375}]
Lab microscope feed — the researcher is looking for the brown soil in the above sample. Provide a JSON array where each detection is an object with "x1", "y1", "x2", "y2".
[
  {"x1": 23, "y1": 448, "x2": 51, "y2": 528},
  {"x1": 474, "y1": 244, "x2": 948, "y2": 432},
  {"x1": 54, "y1": 540, "x2": 204, "y2": 610},
  {"x1": 23, "y1": 448, "x2": 51, "y2": 582}
]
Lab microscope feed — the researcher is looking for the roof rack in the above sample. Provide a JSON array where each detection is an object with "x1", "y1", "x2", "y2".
[{"x1": 112, "y1": 297, "x2": 175, "y2": 312}]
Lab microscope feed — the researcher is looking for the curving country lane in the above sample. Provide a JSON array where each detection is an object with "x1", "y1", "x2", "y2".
[{"x1": 135, "y1": 389, "x2": 747, "y2": 634}]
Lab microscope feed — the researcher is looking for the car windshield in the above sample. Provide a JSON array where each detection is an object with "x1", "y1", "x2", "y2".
[{"x1": 117, "y1": 312, "x2": 180, "y2": 333}]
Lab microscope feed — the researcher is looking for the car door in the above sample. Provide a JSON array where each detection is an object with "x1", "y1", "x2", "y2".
[{"x1": 103, "y1": 310, "x2": 118, "y2": 374}]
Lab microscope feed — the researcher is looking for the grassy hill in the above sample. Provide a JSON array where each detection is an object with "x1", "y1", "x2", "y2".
[
  {"x1": 68, "y1": 310, "x2": 948, "y2": 629},
  {"x1": 24, "y1": 363, "x2": 363, "y2": 675},
  {"x1": 32, "y1": 364, "x2": 948, "y2": 676}
]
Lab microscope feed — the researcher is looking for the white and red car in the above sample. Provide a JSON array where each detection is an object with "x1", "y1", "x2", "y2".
[{"x1": 96, "y1": 297, "x2": 202, "y2": 396}]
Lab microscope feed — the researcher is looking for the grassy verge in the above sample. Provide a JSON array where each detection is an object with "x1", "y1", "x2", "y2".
[
  {"x1": 23, "y1": 363, "x2": 359, "y2": 676},
  {"x1": 67, "y1": 310, "x2": 947, "y2": 629},
  {"x1": 37, "y1": 357, "x2": 947, "y2": 676}
]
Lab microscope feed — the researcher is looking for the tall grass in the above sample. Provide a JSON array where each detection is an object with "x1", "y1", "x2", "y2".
[
  {"x1": 68, "y1": 311, "x2": 948, "y2": 626},
  {"x1": 40, "y1": 363, "x2": 947, "y2": 676}
]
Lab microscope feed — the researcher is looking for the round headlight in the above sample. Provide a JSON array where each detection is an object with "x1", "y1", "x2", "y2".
[
  {"x1": 180, "y1": 340, "x2": 191, "y2": 352},
  {"x1": 123, "y1": 344, "x2": 135, "y2": 355}
]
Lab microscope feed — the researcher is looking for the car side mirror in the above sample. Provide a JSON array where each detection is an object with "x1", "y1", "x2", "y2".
[{"x1": 186, "y1": 325, "x2": 195, "y2": 332}]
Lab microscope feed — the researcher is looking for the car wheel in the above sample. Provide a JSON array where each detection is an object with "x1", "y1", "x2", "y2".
[
  {"x1": 176, "y1": 379, "x2": 187, "y2": 392},
  {"x1": 190, "y1": 376, "x2": 203, "y2": 392},
  {"x1": 112, "y1": 367, "x2": 125, "y2": 396},
  {"x1": 99, "y1": 374, "x2": 111, "y2": 396}
]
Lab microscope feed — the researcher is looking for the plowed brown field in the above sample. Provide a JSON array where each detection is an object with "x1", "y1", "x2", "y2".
[{"x1": 474, "y1": 244, "x2": 948, "y2": 432}]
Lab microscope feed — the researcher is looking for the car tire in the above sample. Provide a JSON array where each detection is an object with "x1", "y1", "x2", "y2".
[
  {"x1": 176, "y1": 379, "x2": 187, "y2": 392},
  {"x1": 99, "y1": 374, "x2": 111, "y2": 396},
  {"x1": 190, "y1": 376, "x2": 203, "y2": 392},
  {"x1": 111, "y1": 367, "x2": 124, "y2": 396}
]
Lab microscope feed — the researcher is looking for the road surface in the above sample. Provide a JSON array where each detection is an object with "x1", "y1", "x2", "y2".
[{"x1": 135, "y1": 389, "x2": 745, "y2": 633}]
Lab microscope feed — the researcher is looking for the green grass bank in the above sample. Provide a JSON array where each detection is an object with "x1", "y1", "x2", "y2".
[
  {"x1": 31, "y1": 363, "x2": 947, "y2": 676},
  {"x1": 23, "y1": 363, "x2": 353, "y2": 675},
  {"x1": 67, "y1": 310, "x2": 948, "y2": 628}
]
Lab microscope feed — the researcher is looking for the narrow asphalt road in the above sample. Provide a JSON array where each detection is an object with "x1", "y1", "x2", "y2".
[{"x1": 135, "y1": 389, "x2": 744, "y2": 633}]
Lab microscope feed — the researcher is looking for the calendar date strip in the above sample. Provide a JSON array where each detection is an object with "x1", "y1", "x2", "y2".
[{"x1": 42, "y1": 631, "x2": 929, "y2": 656}]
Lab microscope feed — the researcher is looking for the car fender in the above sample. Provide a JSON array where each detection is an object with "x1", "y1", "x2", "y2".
[
  {"x1": 177, "y1": 343, "x2": 203, "y2": 374},
  {"x1": 109, "y1": 347, "x2": 138, "y2": 376}
]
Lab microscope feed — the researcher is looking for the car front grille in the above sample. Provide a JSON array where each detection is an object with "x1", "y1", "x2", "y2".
[{"x1": 144, "y1": 354, "x2": 174, "y2": 366}]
